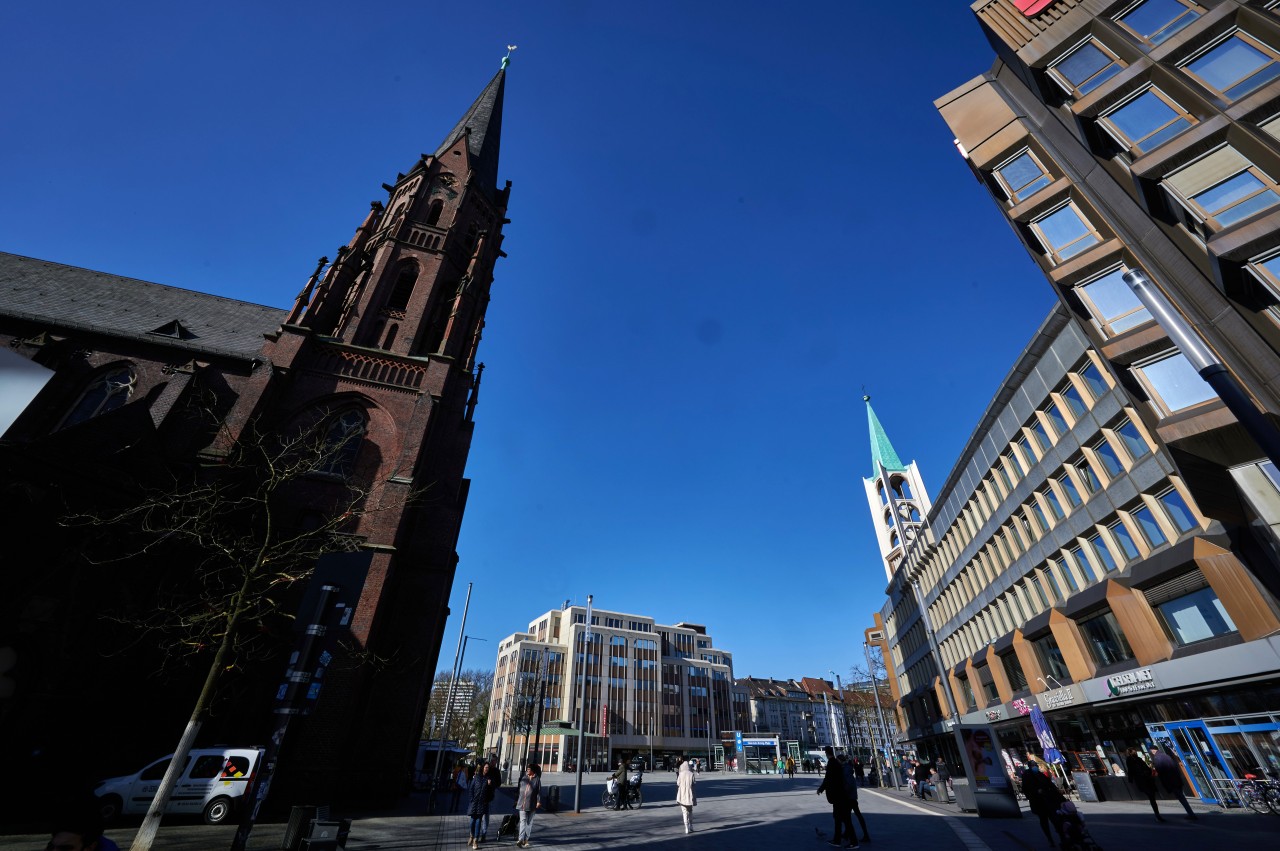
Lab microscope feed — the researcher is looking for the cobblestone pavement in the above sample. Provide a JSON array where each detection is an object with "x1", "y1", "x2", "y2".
[{"x1": 3, "y1": 771, "x2": 1275, "y2": 850}]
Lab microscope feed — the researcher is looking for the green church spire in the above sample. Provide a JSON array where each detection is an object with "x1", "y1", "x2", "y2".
[{"x1": 864, "y1": 395, "x2": 906, "y2": 477}]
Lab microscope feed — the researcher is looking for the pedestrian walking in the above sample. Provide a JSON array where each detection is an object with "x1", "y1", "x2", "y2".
[
  {"x1": 817, "y1": 746, "x2": 856, "y2": 848},
  {"x1": 514, "y1": 763, "x2": 542, "y2": 848},
  {"x1": 1150, "y1": 746, "x2": 1198, "y2": 820},
  {"x1": 449, "y1": 761, "x2": 465, "y2": 813},
  {"x1": 480, "y1": 759, "x2": 501, "y2": 841},
  {"x1": 786, "y1": 756, "x2": 796, "y2": 779},
  {"x1": 840, "y1": 754, "x2": 869, "y2": 846},
  {"x1": 1021, "y1": 761, "x2": 1065, "y2": 847},
  {"x1": 1124, "y1": 747, "x2": 1160, "y2": 820},
  {"x1": 466, "y1": 765, "x2": 488, "y2": 849},
  {"x1": 676, "y1": 756, "x2": 698, "y2": 833}
]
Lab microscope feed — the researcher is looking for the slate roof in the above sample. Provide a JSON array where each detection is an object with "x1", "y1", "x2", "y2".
[
  {"x1": 433, "y1": 69, "x2": 505, "y2": 201},
  {"x1": 0, "y1": 252, "x2": 285, "y2": 360}
]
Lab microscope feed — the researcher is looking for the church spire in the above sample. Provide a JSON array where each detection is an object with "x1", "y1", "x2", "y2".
[
  {"x1": 432, "y1": 67, "x2": 506, "y2": 200},
  {"x1": 864, "y1": 395, "x2": 906, "y2": 476}
]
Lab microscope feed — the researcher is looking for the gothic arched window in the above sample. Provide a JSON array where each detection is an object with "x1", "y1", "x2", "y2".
[
  {"x1": 425, "y1": 199, "x2": 444, "y2": 227},
  {"x1": 877, "y1": 482, "x2": 888, "y2": 506},
  {"x1": 883, "y1": 509, "x2": 894, "y2": 529},
  {"x1": 316, "y1": 408, "x2": 367, "y2": 478},
  {"x1": 59, "y1": 365, "x2": 135, "y2": 430},
  {"x1": 386, "y1": 262, "x2": 419, "y2": 312}
]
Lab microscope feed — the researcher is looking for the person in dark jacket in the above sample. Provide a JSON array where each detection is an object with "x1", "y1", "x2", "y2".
[
  {"x1": 1125, "y1": 747, "x2": 1160, "y2": 820},
  {"x1": 913, "y1": 759, "x2": 933, "y2": 798},
  {"x1": 610, "y1": 759, "x2": 631, "y2": 810},
  {"x1": 1151, "y1": 746, "x2": 1198, "y2": 820},
  {"x1": 840, "y1": 754, "x2": 869, "y2": 846},
  {"x1": 1021, "y1": 761, "x2": 1065, "y2": 846},
  {"x1": 816, "y1": 747, "x2": 852, "y2": 848},
  {"x1": 480, "y1": 760, "x2": 501, "y2": 840},
  {"x1": 466, "y1": 766, "x2": 489, "y2": 848}
]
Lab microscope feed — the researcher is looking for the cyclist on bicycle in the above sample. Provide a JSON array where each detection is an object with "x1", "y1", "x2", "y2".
[{"x1": 611, "y1": 760, "x2": 631, "y2": 810}]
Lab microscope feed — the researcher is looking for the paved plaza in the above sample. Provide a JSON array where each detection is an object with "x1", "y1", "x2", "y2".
[{"x1": 4, "y1": 771, "x2": 1275, "y2": 850}]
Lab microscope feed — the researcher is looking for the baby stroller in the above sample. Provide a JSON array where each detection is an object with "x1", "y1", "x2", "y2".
[{"x1": 1055, "y1": 801, "x2": 1102, "y2": 851}]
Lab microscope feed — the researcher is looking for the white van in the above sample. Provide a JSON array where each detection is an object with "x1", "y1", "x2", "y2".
[{"x1": 95, "y1": 746, "x2": 264, "y2": 824}]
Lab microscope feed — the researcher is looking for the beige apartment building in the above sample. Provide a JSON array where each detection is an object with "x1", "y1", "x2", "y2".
[{"x1": 484, "y1": 606, "x2": 741, "y2": 772}]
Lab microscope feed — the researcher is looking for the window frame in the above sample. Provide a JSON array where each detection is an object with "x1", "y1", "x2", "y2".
[
  {"x1": 1131, "y1": 350, "x2": 1219, "y2": 415},
  {"x1": 1074, "y1": 266, "x2": 1153, "y2": 336},
  {"x1": 1098, "y1": 86, "x2": 1196, "y2": 153},
  {"x1": 1048, "y1": 37, "x2": 1127, "y2": 97},
  {"x1": 994, "y1": 148, "x2": 1055, "y2": 203},
  {"x1": 1028, "y1": 201, "x2": 1105, "y2": 264},
  {"x1": 1181, "y1": 30, "x2": 1280, "y2": 103},
  {"x1": 1113, "y1": 0, "x2": 1201, "y2": 48}
]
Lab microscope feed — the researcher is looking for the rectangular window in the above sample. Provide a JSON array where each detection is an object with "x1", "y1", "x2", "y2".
[
  {"x1": 1014, "y1": 439, "x2": 1034, "y2": 473},
  {"x1": 1056, "y1": 557, "x2": 1081, "y2": 593},
  {"x1": 1109, "y1": 519, "x2": 1141, "y2": 560},
  {"x1": 1156, "y1": 586, "x2": 1237, "y2": 645},
  {"x1": 1069, "y1": 544, "x2": 1098, "y2": 584},
  {"x1": 1044, "y1": 402, "x2": 1069, "y2": 437},
  {"x1": 1030, "y1": 203, "x2": 1103, "y2": 263},
  {"x1": 1043, "y1": 487, "x2": 1066, "y2": 521},
  {"x1": 1114, "y1": 418, "x2": 1152, "y2": 461},
  {"x1": 1115, "y1": 0, "x2": 1200, "y2": 47},
  {"x1": 1165, "y1": 146, "x2": 1280, "y2": 231},
  {"x1": 1033, "y1": 633, "x2": 1072, "y2": 682},
  {"x1": 1093, "y1": 438, "x2": 1125, "y2": 478},
  {"x1": 1050, "y1": 39, "x2": 1125, "y2": 96},
  {"x1": 995, "y1": 150, "x2": 1054, "y2": 203},
  {"x1": 1132, "y1": 504, "x2": 1169, "y2": 547},
  {"x1": 1183, "y1": 32, "x2": 1280, "y2": 102},
  {"x1": 1087, "y1": 533, "x2": 1119, "y2": 573},
  {"x1": 1042, "y1": 566, "x2": 1064, "y2": 603},
  {"x1": 1076, "y1": 267, "x2": 1152, "y2": 335},
  {"x1": 1080, "y1": 360, "x2": 1110, "y2": 399},
  {"x1": 1060, "y1": 382, "x2": 1088, "y2": 418},
  {"x1": 1030, "y1": 501, "x2": 1050, "y2": 533},
  {"x1": 1059, "y1": 473, "x2": 1083, "y2": 507},
  {"x1": 1031, "y1": 574, "x2": 1051, "y2": 608},
  {"x1": 1078, "y1": 610, "x2": 1135, "y2": 666},
  {"x1": 1075, "y1": 457, "x2": 1102, "y2": 494},
  {"x1": 1158, "y1": 487, "x2": 1199, "y2": 533},
  {"x1": 1029, "y1": 419, "x2": 1052, "y2": 452},
  {"x1": 1101, "y1": 87, "x2": 1194, "y2": 152},
  {"x1": 997, "y1": 460, "x2": 1014, "y2": 492},
  {"x1": 1001, "y1": 651, "x2": 1029, "y2": 692},
  {"x1": 1133, "y1": 351, "x2": 1218, "y2": 414}
]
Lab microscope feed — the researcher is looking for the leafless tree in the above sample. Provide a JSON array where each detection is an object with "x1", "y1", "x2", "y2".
[
  {"x1": 423, "y1": 667, "x2": 494, "y2": 747},
  {"x1": 64, "y1": 413, "x2": 411, "y2": 851}
]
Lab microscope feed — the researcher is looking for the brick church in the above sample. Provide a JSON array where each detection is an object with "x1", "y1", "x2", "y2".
[{"x1": 0, "y1": 67, "x2": 511, "y2": 810}]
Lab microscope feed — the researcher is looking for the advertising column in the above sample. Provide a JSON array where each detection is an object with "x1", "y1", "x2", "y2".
[{"x1": 953, "y1": 724, "x2": 1021, "y2": 818}]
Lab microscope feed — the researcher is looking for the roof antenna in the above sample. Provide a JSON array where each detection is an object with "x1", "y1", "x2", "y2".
[{"x1": 501, "y1": 44, "x2": 518, "y2": 70}]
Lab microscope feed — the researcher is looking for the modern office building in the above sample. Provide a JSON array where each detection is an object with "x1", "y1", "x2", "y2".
[
  {"x1": 484, "y1": 606, "x2": 739, "y2": 772},
  {"x1": 873, "y1": 300, "x2": 1280, "y2": 800},
  {"x1": 913, "y1": 0, "x2": 1280, "y2": 800},
  {"x1": 936, "y1": 0, "x2": 1280, "y2": 581}
]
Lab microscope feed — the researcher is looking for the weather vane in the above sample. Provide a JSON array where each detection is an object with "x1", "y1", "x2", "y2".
[{"x1": 502, "y1": 45, "x2": 518, "y2": 69}]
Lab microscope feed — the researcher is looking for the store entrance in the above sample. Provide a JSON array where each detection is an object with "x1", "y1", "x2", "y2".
[{"x1": 1151, "y1": 721, "x2": 1229, "y2": 803}]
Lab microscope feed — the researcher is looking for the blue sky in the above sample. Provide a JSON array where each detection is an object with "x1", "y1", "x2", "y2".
[{"x1": 1, "y1": 2, "x2": 1057, "y2": 683}]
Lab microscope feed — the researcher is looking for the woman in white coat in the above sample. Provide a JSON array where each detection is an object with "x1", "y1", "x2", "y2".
[{"x1": 676, "y1": 757, "x2": 698, "y2": 833}]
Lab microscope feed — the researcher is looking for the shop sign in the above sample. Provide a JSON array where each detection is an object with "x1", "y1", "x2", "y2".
[
  {"x1": 1105, "y1": 668, "x2": 1155, "y2": 697},
  {"x1": 1040, "y1": 686, "x2": 1077, "y2": 710},
  {"x1": 985, "y1": 707, "x2": 1004, "y2": 722},
  {"x1": 1013, "y1": 698, "x2": 1032, "y2": 716},
  {"x1": 743, "y1": 738, "x2": 774, "y2": 746}
]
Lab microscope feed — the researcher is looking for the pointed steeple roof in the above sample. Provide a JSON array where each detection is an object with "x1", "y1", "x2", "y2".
[
  {"x1": 433, "y1": 68, "x2": 505, "y2": 199},
  {"x1": 864, "y1": 395, "x2": 906, "y2": 477}
]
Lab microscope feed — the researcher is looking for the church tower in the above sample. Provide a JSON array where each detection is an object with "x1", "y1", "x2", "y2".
[{"x1": 861, "y1": 396, "x2": 932, "y2": 584}]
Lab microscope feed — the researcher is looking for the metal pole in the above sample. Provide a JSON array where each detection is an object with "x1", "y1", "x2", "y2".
[
  {"x1": 865, "y1": 641, "x2": 899, "y2": 790},
  {"x1": 708, "y1": 664, "x2": 717, "y2": 768},
  {"x1": 831, "y1": 671, "x2": 853, "y2": 756},
  {"x1": 1123, "y1": 269, "x2": 1280, "y2": 469},
  {"x1": 573, "y1": 595, "x2": 592, "y2": 813},
  {"x1": 431, "y1": 583, "x2": 472, "y2": 792}
]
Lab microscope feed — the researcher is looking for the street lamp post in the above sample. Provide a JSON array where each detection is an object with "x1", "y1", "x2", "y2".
[
  {"x1": 573, "y1": 595, "x2": 593, "y2": 813},
  {"x1": 431, "y1": 583, "x2": 473, "y2": 795},
  {"x1": 830, "y1": 670, "x2": 854, "y2": 758}
]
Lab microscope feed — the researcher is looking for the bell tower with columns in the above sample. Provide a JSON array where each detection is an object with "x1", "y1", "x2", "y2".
[{"x1": 861, "y1": 396, "x2": 932, "y2": 584}]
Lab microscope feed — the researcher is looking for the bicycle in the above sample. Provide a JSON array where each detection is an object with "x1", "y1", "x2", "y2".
[
  {"x1": 1240, "y1": 774, "x2": 1280, "y2": 815},
  {"x1": 601, "y1": 781, "x2": 643, "y2": 809}
]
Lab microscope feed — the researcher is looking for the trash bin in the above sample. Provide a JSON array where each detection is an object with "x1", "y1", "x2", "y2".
[
  {"x1": 544, "y1": 786, "x2": 560, "y2": 813},
  {"x1": 300, "y1": 817, "x2": 350, "y2": 850},
  {"x1": 283, "y1": 806, "x2": 330, "y2": 851}
]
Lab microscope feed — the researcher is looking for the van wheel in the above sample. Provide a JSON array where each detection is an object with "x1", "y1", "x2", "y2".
[
  {"x1": 98, "y1": 795, "x2": 123, "y2": 823},
  {"x1": 203, "y1": 796, "x2": 233, "y2": 825}
]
